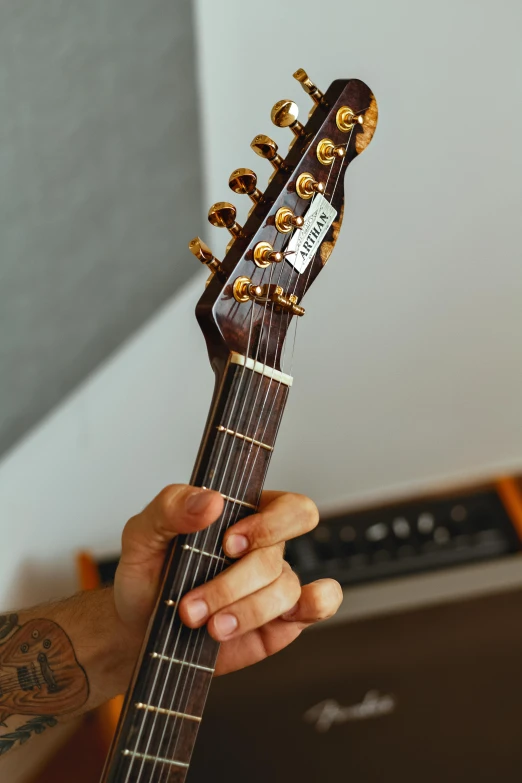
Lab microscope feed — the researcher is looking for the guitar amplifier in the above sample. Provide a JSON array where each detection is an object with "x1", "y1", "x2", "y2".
[{"x1": 188, "y1": 477, "x2": 522, "y2": 783}]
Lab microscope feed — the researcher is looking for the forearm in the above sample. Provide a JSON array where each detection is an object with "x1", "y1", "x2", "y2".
[{"x1": 0, "y1": 588, "x2": 140, "y2": 759}]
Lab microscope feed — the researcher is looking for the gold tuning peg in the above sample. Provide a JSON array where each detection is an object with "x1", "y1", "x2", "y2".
[
  {"x1": 316, "y1": 138, "x2": 346, "y2": 165},
  {"x1": 271, "y1": 99, "x2": 304, "y2": 138},
  {"x1": 250, "y1": 135, "x2": 283, "y2": 171},
  {"x1": 296, "y1": 173, "x2": 325, "y2": 200},
  {"x1": 275, "y1": 206, "x2": 304, "y2": 234},
  {"x1": 188, "y1": 237, "x2": 223, "y2": 276},
  {"x1": 336, "y1": 106, "x2": 364, "y2": 133},
  {"x1": 228, "y1": 168, "x2": 263, "y2": 204},
  {"x1": 232, "y1": 278, "x2": 305, "y2": 316},
  {"x1": 293, "y1": 68, "x2": 323, "y2": 106},
  {"x1": 208, "y1": 202, "x2": 243, "y2": 238},
  {"x1": 253, "y1": 241, "x2": 284, "y2": 268}
]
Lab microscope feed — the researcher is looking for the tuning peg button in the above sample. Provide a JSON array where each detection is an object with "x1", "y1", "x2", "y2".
[
  {"x1": 189, "y1": 237, "x2": 223, "y2": 276},
  {"x1": 275, "y1": 207, "x2": 304, "y2": 234},
  {"x1": 293, "y1": 68, "x2": 324, "y2": 106},
  {"x1": 296, "y1": 173, "x2": 325, "y2": 200},
  {"x1": 253, "y1": 241, "x2": 283, "y2": 268},
  {"x1": 316, "y1": 138, "x2": 346, "y2": 165},
  {"x1": 336, "y1": 106, "x2": 364, "y2": 133},
  {"x1": 271, "y1": 99, "x2": 304, "y2": 138},
  {"x1": 251, "y1": 135, "x2": 283, "y2": 171},
  {"x1": 229, "y1": 168, "x2": 263, "y2": 204},
  {"x1": 208, "y1": 202, "x2": 243, "y2": 238}
]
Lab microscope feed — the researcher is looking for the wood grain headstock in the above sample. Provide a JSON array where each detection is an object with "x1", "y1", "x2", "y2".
[{"x1": 191, "y1": 69, "x2": 378, "y2": 375}]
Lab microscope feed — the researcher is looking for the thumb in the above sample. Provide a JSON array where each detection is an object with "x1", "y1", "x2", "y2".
[{"x1": 114, "y1": 485, "x2": 224, "y2": 629}]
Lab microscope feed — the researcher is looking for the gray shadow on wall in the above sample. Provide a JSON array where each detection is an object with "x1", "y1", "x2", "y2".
[{"x1": 0, "y1": 0, "x2": 203, "y2": 458}]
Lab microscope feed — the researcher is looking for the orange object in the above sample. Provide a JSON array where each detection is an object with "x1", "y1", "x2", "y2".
[{"x1": 496, "y1": 476, "x2": 522, "y2": 543}]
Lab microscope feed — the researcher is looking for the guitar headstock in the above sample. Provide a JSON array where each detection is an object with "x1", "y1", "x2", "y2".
[{"x1": 190, "y1": 69, "x2": 378, "y2": 374}]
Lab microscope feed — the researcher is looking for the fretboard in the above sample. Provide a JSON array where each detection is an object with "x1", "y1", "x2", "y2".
[{"x1": 101, "y1": 353, "x2": 291, "y2": 783}]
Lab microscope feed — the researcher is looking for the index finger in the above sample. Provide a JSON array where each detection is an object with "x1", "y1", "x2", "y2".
[{"x1": 223, "y1": 491, "x2": 319, "y2": 558}]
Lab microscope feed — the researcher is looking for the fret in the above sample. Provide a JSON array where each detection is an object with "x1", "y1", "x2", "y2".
[
  {"x1": 181, "y1": 543, "x2": 229, "y2": 564},
  {"x1": 216, "y1": 424, "x2": 274, "y2": 451},
  {"x1": 122, "y1": 750, "x2": 189, "y2": 768},
  {"x1": 203, "y1": 488, "x2": 258, "y2": 511},
  {"x1": 101, "y1": 357, "x2": 289, "y2": 783},
  {"x1": 135, "y1": 702, "x2": 201, "y2": 722},
  {"x1": 150, "y1": 651, "x2": 215, "y2": 673},
  {"x1": 100, "y1": 68, "x2": 377, "y2": 782}
]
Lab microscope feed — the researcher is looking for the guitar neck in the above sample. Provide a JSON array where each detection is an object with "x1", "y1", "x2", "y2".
[{"x1": 101, "y1": 352, "x2": 292, "y2": 782}]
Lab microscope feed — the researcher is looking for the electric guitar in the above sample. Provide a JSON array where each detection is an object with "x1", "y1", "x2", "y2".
[{"x1": 101, "y1": 68, "x2": 378, "y2": 782}]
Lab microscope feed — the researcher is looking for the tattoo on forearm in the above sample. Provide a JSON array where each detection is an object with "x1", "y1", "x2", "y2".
[
  {"x1": 0, "y1": 613, "x2": 89, "y2": 755},
  {"x1": 0, "y1": 716, "x2": 58, "y2": 755}
]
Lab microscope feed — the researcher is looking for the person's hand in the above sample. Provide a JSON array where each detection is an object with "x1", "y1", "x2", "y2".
[{"x1": 114, "y1": 485, "x2": 343, "y2": 675}]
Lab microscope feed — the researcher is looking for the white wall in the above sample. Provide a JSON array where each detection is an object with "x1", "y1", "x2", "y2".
[
  {"x1": 0, "y1": 273, "x2": 212, "y2": 609},
  {"x1": 1, "y1": 0, "x2": 521, "y2": 609},
  {"x1": 194, "y1": 0, "x2": 522, "y2": 495}
]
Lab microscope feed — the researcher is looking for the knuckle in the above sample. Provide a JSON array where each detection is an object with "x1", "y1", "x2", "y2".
[
  {"x1": 274, "y1": 572, "x2": 300, "y2": 612},
  {"x1": 156, "y1": 485, "x2": 182, "y2": 518},
  {"x1": 247, "y1": 511, "x2": 275, "y2": 548},
  {"x1": 261, "y1": 546, "x2": 284, "y2": 580},
  {"x1": 284, "y1": 492, "x2": 319, "y2": 530},
  {"x1": 207, "y1": 577, "x2": 236, "y2": 610},
  {"x1": 247, "y1": 595, "x2": 269, "y2": 628},
  {"x1": 284, "y1": 571, "x2": 302, "y2": 604},
  {"x1": 252, "y1": 515, "x2": 271, "y2": 545}
]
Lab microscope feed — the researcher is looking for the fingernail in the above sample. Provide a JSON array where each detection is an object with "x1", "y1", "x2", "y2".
[
  {"x1": 213, "y1": 613, "x2": 238, "y2": 639},
  {"x1": 281, "y1": 604, "x2": 299, "y2": 621},
  {"x1": 185, "y1": 489, "x2": 212, "y2": 515},
  {"x1": 186, "y1": 598, "x2": 208, "y2": 624},
  {"x1": 226, "y1": 534, "x2": 249, "y2": 556}
]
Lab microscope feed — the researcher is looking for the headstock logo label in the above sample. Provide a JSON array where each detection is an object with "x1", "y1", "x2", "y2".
[{"x1": 285, "y1": 194, "x2": 337, "y2": 274}]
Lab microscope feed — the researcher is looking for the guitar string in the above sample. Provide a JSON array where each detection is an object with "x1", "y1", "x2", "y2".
[
  {"x1": 155, "y1": 248, "x2": 296, "y2": 780},
  {"x1": 239, "y1": 123, "x2": 357, "y2": 507},
  {"x1": 131, "y1": 113, "x2": 358, "y2": 780},
  {"x1": 157, "y1": 121, "x2": 356, "y2": 778},
  {"x1": 147, "y1": 125, "x2": 354, "y2": 782},
  {"x1": 148, "y1": 280, "x2": 275, "y2": 783},
  {"x1": 158, "y1": 254, "x2": 291, "y2": 779},
  {"x1": 140, "y1": 258, "x2": 281, "y2": 781},
  {"x1": 156, "y1": 172, "x2": 316, "y2": 773},
  {"x1": 217, "y1": 124, "x2": 354, "y2": 536},
  {"x1": 160, "y1": 124, "x2": 356, "y2": 775},
  {"x1": 129, "y1": 298, "x2": 262, "y2": 783}
]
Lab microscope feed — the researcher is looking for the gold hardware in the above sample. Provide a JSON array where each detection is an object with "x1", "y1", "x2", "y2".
[
  {"x1": 271, "y1": 99, "x2": 304, "y2": 138},
  {"x1": 253, "y1": 241, "x2": 283, "y2": 268},
  {"x1": 232, "y1": 276, "x2": 255, "y2": 303},
  {"x1": 188, "y1": 237, "x2": 223, "y2": 281},
  {"x1": 208, "y1": 202, "x2": 242, "y2": 238},
  {"x1": 232, "y1": 278, "x2": 305, "y2": 316},
  {"x1": 226, "y1": 237, "x2": 235, "y2": 255},
  {"x1": 316, "y1": 138, "x2": 346, "y2": 165},
  {"x1": 275, "y1": 206, "x2": 304, "y2": 233},
  {"x1": 250, "y1": 134, "x2": 283, "y2": 171},
  {"x1": 228, "y1": 168, "x2": 263, "y2": 204},
  {"x1": 296, "y1": 172, "x2": 325, "y2": 200},
  {"x1": 336, "y1": 106, "x2": 364, "y2": 133},
  {"x1": 293, "y1": 68, "x2": 323, "y2": 106}
]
